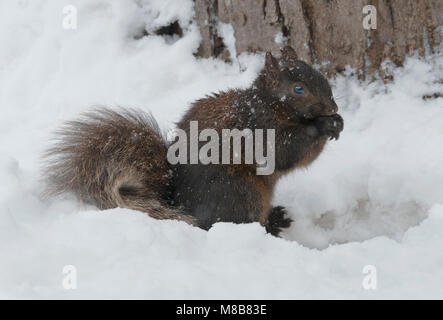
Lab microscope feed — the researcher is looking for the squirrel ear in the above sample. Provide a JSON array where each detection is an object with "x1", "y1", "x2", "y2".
[
  {"x1": 281, "y1": 46, "x2": 298, "y2": 66},
  {"x1": 262, "y1": 52, "x2": 280, "y2": 86},
  {"x1": 265, "y1": 52, "x2": 279, "y2": 72}
]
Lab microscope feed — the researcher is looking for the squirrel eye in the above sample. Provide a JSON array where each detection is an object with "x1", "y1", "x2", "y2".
[{"x1": 293, "y1": 85, "x2": 304, "y2": 94}]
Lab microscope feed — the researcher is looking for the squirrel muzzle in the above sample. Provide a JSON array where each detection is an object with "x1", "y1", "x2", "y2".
[
  {"x1": 299, "y1": 102, "x2": 343, "y2": 140},
  {"x1": 298, "y1": 100, "x2": 338, "y2": 119}
]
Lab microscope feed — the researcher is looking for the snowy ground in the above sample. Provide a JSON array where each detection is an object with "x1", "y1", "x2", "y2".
[{"x1": 0, "y1": 0, "x2": 442, "y2": 299}]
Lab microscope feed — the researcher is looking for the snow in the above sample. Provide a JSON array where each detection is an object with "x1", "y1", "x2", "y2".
[{"x1": 0, "y1": 0, "x2": 442, "y2": 299}]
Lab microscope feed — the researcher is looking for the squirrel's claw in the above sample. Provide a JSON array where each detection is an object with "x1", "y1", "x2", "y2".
[{"x1": 330, "y1": 131, "x2": 340, "y2": 140}]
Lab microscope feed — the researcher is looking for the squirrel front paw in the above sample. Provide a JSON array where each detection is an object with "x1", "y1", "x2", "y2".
[
  {"x1": 314, "y1": 113, "x2": 344, "y2": 140},
  {"x1": 265, "y1": 206, "x2": 293, "y2": 237}
]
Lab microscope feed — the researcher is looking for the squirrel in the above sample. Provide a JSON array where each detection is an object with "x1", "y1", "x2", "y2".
[{"x1": 43, "y1": 46, "x2": 343, "y2": 236}]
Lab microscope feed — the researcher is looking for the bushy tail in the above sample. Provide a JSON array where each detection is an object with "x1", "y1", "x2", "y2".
[{"x1": 42, "y1": 107, "x2": 196, "y2": 226}]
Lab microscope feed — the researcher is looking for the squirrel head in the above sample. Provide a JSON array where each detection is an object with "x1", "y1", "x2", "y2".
[{"x1": 254, "y1": 46, "x2": 338, "y2": 120}]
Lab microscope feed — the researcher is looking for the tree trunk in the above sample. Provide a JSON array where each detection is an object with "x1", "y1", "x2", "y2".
[{"x1": 195, "y1": 0, "x2": 442, "y2": 78}]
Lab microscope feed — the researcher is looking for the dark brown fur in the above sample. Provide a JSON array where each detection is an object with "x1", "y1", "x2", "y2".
[
  {"x1": 43, "y1": 46, "x2": 343, "y2": 236},
  {"x1": 172, "y1": 49, "x2": 343, "y2": 234}
]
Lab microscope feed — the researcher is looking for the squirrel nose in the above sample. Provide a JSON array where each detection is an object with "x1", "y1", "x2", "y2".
[{"x1": 323, "y1": 101, "x2": 338, "y2": 116}]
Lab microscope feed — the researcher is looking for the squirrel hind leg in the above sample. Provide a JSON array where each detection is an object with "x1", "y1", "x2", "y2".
[{"x1": 265, "y1": 206, "x2": 293, "y2": 237}]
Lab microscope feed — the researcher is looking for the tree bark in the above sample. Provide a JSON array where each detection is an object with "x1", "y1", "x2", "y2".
[{"x1": 194, "y1": 0, "x2": 442, "y2": 78}]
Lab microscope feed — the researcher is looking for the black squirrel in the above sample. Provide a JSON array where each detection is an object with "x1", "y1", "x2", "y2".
[{"x1": 43, "y1": 46, "x2": 343, "y2": 236}]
